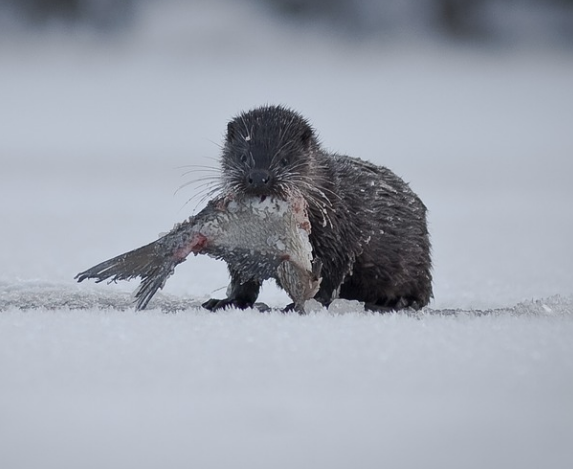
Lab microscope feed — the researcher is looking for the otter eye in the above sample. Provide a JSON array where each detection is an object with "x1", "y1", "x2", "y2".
[{"x1": 281, "y1": 158, "x2": 289, "y2": 167}]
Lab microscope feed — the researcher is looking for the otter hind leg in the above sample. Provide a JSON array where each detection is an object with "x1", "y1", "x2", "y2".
[{"x1": 364, "y1": 295, "x2": 424, "y2": 313}]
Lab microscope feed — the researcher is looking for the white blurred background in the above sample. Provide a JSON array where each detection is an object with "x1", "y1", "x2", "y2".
[{"x1": 1, "y1": 0, "x2": 572, "y2": 309}]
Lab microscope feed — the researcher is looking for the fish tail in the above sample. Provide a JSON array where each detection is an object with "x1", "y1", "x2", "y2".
[{"x1": 75, "y1": 240, "x2": 181, "y2": 310}]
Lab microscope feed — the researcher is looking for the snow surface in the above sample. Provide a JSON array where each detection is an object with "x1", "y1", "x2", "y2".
[{"x1": 1, "y1": 1, "x2": 573, "y2": 468}]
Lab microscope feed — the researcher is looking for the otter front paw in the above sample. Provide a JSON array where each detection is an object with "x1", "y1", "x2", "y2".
[{"x1": 202, "y1": 297, "x2": 254, "y2": 311}]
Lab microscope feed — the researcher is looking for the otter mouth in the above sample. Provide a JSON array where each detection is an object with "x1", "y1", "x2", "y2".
[{"x1": 236, "y1": 183, "x2": 290, "y2": 202}]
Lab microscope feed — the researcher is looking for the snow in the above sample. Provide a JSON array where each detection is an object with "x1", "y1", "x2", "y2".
[
  {"x1": 1, "y1": 303, "x2": 572, "y2": 468},
  {"x1": 1, "y1": 1, "x2": 573, "y2": 468}
]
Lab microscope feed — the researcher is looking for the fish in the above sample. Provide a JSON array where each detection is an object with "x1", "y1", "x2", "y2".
[{"x1": 75, "y1": 193, "x2": 322, "y2": 312}]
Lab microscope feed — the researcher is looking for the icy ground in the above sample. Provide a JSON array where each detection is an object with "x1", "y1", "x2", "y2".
[{"x1": 1, "y1": 1, "x2": 573, "y2": 468}]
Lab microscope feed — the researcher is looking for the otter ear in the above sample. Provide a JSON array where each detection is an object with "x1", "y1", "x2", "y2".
[
  {"x1": 227, "y1": 121, "x2": 237, "y2": 140},
  {"x1": 301, "y1": 127, "x2": 313, "y2": 148}
]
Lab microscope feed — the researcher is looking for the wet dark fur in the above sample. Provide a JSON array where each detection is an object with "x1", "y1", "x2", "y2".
[{"x1": 203, "y1": 105, "x2": 433, "y2": 311}]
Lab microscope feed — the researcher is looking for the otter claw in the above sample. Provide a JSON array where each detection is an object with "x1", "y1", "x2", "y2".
[{"x1": 283, "y1": 302, "x2": 306, "y2": 314}]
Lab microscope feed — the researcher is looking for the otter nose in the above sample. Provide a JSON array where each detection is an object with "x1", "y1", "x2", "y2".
[{"x1": 246, "y1": 169, "x2": 272, "y2": 190}]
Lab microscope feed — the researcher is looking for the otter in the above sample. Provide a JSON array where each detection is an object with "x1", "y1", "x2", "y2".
[{"x1": 202, "y1": 105, "x2": 432, "y2": 311}]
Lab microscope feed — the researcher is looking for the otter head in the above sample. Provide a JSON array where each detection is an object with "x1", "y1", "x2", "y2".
[{"x1": 221, "y1": 105, "x2": 318, "y2": 199}]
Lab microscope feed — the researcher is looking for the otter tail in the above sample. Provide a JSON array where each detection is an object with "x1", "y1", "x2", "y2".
[{"x1": 75, "y1": 241, "x2": 182, "y2": 310}]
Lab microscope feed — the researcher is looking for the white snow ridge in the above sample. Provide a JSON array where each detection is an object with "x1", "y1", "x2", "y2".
[{"x1": 1, "y1": 280, "x2": 572, "y2": 317}]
